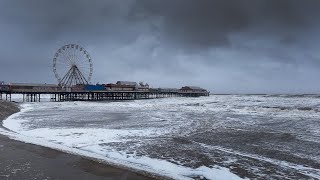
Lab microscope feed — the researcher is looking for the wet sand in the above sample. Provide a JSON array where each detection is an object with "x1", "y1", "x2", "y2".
[{"x1": 0, "y1": 101, "x2": 157, "y2": 180}]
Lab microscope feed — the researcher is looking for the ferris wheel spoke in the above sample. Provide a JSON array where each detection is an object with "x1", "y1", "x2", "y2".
[
  {"x1": 55, "y1": 64, "x2": 70, "y2": 71},
  {"x1": 59, "y1": 48, "x2": 70, "y2": 64},
  {"x1": 70, "y1": 47, "x2": 77, "y2": 64},
  {"x1": 72, "y1": 47, "x2": 77, "y2": 65},
  {"x1": 65, "y1": 48, "x2": 74, "y2": 64},
  {"x1": 76, "y1": 64, "x2": 89, "y2": 69},
  {"x1": 74, "y1": 47, "x2": 80, "y2": 64},
  {"x1": 76, "y1": 49, "x2": 85, "y2": 65},
  {"x1": 65, "y1": 48, "x2": 75, "y2": 64},
  {"x1": 61, "y1": 50, "x2": 73, "y2": 65},
  {"x1": 76, "y1": 60, "x2": 90, "y2": 69},
  {"x1": 55, "y1": 60, "x2": 70, "y2": 66},
  {"x1": 73, "y1": 49, "x2": 80, "y2": 66}
]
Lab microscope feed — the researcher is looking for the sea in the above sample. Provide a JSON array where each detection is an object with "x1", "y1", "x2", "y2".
[{"x1": 1, "y1": 95, "x2": 320, "y2": 180}]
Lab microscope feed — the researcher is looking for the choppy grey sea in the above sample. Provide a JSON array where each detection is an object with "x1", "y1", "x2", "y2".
[{"x1": 2, "y1": 95, "x2": 320, "y2": 179}]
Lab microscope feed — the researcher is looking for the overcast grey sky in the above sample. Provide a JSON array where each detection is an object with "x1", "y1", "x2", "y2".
[{"x1": 1, "y1": 0, "x2": 320, "y2": 93}]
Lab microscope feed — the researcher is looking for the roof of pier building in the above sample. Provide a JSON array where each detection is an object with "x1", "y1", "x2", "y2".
[{"x1": 116, "y1": 81, "x2": 138, "y2": 86}]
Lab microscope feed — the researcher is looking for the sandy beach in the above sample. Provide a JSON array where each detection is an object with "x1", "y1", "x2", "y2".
[{"x1": 0, "y1": 100, "x2": 156, "y2": 180}]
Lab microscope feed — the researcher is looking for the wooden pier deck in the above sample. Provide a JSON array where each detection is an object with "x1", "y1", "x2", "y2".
[{"x1": 0, "y1": 90, "x2": 209, "y2": 102}]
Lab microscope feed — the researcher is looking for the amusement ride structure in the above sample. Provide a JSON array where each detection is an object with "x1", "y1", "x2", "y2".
[{"x1": 53, "y1": 44, "x2": 93, "y2": 87}]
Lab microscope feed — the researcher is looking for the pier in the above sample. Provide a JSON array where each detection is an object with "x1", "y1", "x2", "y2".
[
  {"x1": 0, "y1": 89, "x2": 209, "y2": 102},
  {"x1": 0, "y1": 44, "x2": 210, "y2": 102}
]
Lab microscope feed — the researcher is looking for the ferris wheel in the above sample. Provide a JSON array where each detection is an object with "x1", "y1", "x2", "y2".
[{"x1": 53, "y1": 44, "x2": 93, "y2": 87}]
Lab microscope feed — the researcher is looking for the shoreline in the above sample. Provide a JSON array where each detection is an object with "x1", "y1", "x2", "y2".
[{"x1": 0, "y1": 100, "x2": 161, "y2": 180}]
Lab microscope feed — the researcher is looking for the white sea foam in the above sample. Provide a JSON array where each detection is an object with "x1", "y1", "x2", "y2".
[
  {"x1": 1, "y1": 123, "x2": 242, "y2": 179},
  {"x1": 1, "y1": 97, "x2": 244, "y2": 179}
]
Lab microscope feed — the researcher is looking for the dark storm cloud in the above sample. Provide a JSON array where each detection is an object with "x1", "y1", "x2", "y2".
[
  {"x1": 0, "y1": 0, "x2": 135, "y2": 41},
  {"x1": 132, "y1": 0, "x2": 320, "y2": 48},
  {"x1": 0, "y1": 0, "x2": 320, "y2": 93},
  {"x1": 2, "y1": 0, "x2": 319, "y2": 46}
]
